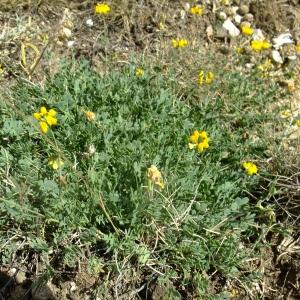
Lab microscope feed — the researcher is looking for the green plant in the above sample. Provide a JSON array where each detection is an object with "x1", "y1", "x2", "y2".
[{"x1": 0, "y1": 59, "x2": 279, "y2": 297}]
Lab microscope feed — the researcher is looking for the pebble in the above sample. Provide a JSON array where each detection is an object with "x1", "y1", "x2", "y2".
[
  {"x1": 252, "y1": 29, "x2": 265, "y2": 41},
  {"x1": 234, "y1": 14, "x2": 243, "y2": 24},
  {"x1": 238, "y1": 4, "x2": 249, "y2": 15},
  {"x1": 223, "y1": 19, "x2": 240, "y2": 37},
  {"x1": 272, "y1": 33, "x2": 294, "y2": 49},
  {"x1": 244, "y1": 13, "x2": 254, "y2": 22},
  {"x1": 218, "y1": 11, "x2": 227, "y2": 20},
  {"x1": 272, "y1": 50, "x2": 283, "y2": 64},
  {"x1": 8, "y1": 268, "x2": 17, "y2": 277},
  {"x1": 86, "y1": 19, "x2": 93, "y2": 27},
  {"x1": 15, "y1": 271, "x2": 26, "y2": 284},
  {"x1": 61, "y1": 27, "x2": 72, "y2": 39}
]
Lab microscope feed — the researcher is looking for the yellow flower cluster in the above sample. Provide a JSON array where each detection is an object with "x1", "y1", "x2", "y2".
[
  {"x1": 241, "y1": 25, "x2": 254, "y2": 36},
  {"x1": 188, "y1": 130, "x2": 210, "y2": 152},
  {"x1": 296, "y1": 119, "x2": 300, "y2": 126},
  {"x1": 135, "y1": 68, "x2": 144, "y2": 77},
  {"x1": 242, "y1": 162, "x2": 258, "y2": 175},
  {"x1": 190, "y1": 6, "x2": 203, "y2": 16},
  {"x1": 33, "y1": 106, "x2": 57, "y2": 134},
  {"x1": 251, "y1": 40, "x2": 271, "y2": 51},
  {"x1": 198, "y1": 70, "x2": 214, "y2": 85},
  {"x1": 95, "y1": 3, "x2": 111, "y2": 15},
  {"x1": 147, "y1": 165, "x2": 164, "y2": 190},
  {"x1": 172, "y1": 38, "x2": 188, "y2": 48}
]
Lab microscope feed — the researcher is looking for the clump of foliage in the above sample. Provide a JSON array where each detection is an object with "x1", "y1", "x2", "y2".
[{"x1": 0, "y1": 60, "x2": 278, "y2": 297}]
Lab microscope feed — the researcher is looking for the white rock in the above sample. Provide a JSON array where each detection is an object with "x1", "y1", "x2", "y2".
[
  {"x1": 15, "y1": 271, "x2": 26, "y2": 284},
  {"x1": 234, "y1": 14, "x2": 243, "y2": 24},
  {"x1": 252, "y1": 29, "x2": 265, "y2": 41},
  {"x1": 288, "y1": 55, "x2": 297, "y2": 61},
  {"x1": 8, "y1": 268, "x2": 17, "y2": 276},
  {"x1": 86, "y1": 18, "x2": 94, "y2": 27},
  {"x1": 62, "y1": 27, "x2": 72, "y2": 38},
  {"x1": 70, "y1": 281, "x2": 77, "y2": 292},
  {"x1": 222, "y1": 19, "x2": 240, "y2": 37},
  {"x1": 231, "y1": 6, "x2": 240, "y2": 15},
  {"x1": 218, "y1": 11, "x2": 227, "y2": 20},
  {"x1": 273, "y1": 33, "x2": 293, "y2": 49},
  {"x1": 180, "y1": 9, "x2": 186, "y2": 20},
  {"x1": 67, "y1": 40, "x2": 75, "y2": 47},
  {"x1": 184, "y1": 3, "x2": 190, "y2": 11},
  {"x1": 245, "y1": 63, "x2": 254, "y2": 69},
  {"x1": 272, "y1": 50, "x2": 283, "y2": 64}
]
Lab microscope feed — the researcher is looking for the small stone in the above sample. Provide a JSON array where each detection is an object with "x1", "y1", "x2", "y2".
[
  {"x1": 180, "y1": 9, "x2": 186, "y2": 20},
  {"x1": 238, "y1": 4, "x2": 249, "y2": 15},
  {"x1": 67, "y1": 40, "x2": 75, "y2": 48},
  {"x1": 223, "y1": 19, "x2": 240, "y2": 37},
  {"x1": 15, "y1": 271, "x2": 26, "y2": 284},
  {"x1": 8, "y1": 268, "x2": 17, "y2": 277},
  {"x1": 288, "y1": 55, "x2": 297, "y2": 61},
  {"x1": 252, "y1": 29, "x2": 265, "y2": 41},
  {"x1": 86, "y1": 19, "x2": 93, "y2": 27},
  {"x1": 206, "y1": 25, "x2": 214, "y2": 39},
  {"x1": 184, "y1": 3, "x2": 190, "y2": 11},
  {"x1": 234, "y1": 14, "x2": 242, "y2": 24},
  {"x1": 272, "y1": 33, "x2": 294, "y2": 49},
  {"x1": 70, "y1": 281, "x2": 77, "y2": 293},
  {"x1": 244, "y1": 13, "x2": 254, "y2": 22},
  {"x1": 218, "y1": 11, "x2": 227, "y2": 20},
  {"x1": 272, "y1": 50, "x2": 283, "y2": 64},
  {"x1": 61, "y1": 27, "x2": 72, "y2": 39},
  {"x1": 245, "y1": 63, "x2": 254, "y2": 69}
]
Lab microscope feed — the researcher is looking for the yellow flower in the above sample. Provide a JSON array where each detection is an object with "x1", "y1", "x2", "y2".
[
  {"x1": 172, "y1": 38, "x2": 188, "y2": 48},
  {"x1": 262, "y1": 41, "x2": 271, "y2": 50},
  {"x1": 251, "y1": 40, "x2": 270, "y2": 51},
  {"x1": 241, "y1": 25, "x2": 254, "y2": 36},
  {"x1": 48, "y1": 158, "x2": 64, "y2": 170},
  {"x1": 190, "y1": 6, "x2": 203, "y2": 16},
  {"x1": 86, "y1": 111, "x2": 95, "y2": 122},
  {"x1": 95, "y1": 3, "x2": 111, "y2": 14},
  {"x1": 33, "y1": 107, "x2": 58, "y2": 134},
  {"x1": 40, "y1": 121, "x2": 49, "y2": 134},
  {"x1": 147, "y1": 165, "x2": 164, "y2": 190},
  {"x1": 188, "y1": 130, "x2": 210, "y2": 153},
  {"x1": 251, "y1": 40, "x2": 263, "y2": 51},
  {"x1": 198, "y1": 70, "x2": 214, "y2": 85},
  {"x1": 296, "y1": 119, "x2": 300, "y2": 126},
  {"x1": 205, "y1": 71, "x2": 214, "y2": 84},
  {"x1": 135, "y1": 68, "x2": 144, "y2": 77},
  {"x1": 296, "y1": 43, "x2": 300, "y2": 53},
  {"x1": 40, "y1": 106, "x2": 47, "y2": 115},
  {"x1": 243, "y1": 162, "x2": 258, "y2": 175}
]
